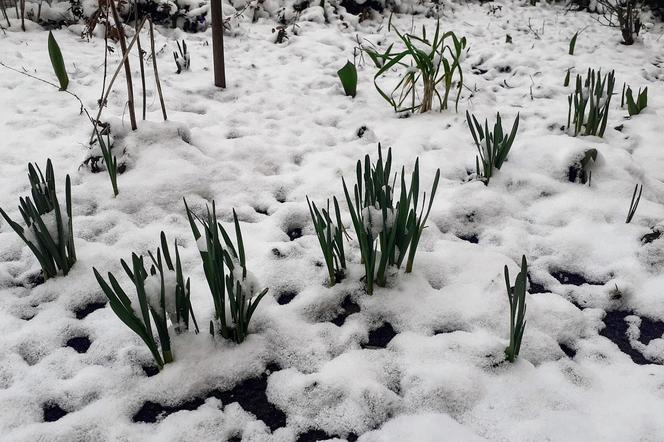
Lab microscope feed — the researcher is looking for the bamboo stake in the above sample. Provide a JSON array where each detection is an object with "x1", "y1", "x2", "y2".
[
  {"x1": 90, "y1": 16, "x2": 147, "y2": 143},
  {"x1": 134, "y1": 1, "x2": 146, "y2": 120},
  {"x1": 149, "y1": 18, "x2": 167, "y2": 121},
  {"x1": 109, "y1": 0, "x2": 137, "y2": 130}
]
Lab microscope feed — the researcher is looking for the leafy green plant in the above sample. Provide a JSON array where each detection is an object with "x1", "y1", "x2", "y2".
[
  {"x1": 185, "y1": 199, "x2": 268, "y2": 343},
  {"x1": 342, "y1": 144, "x2": 440, "y2": 295},
  {"x1": 93, "y1": 232, "x2": 198, "y2": 369},
  {"x1": 48, "y1": 31, "x2": 69, "y2": 91},
  {"x1": 569, "y1": 31, "x2": 578, "y2": 55},
  {"x1": 466, "y1": 111, "x2": 519, "y2": 185},
  {"x1": 307, "y1": 196, "x2": 347, "y2": 286},
  {"x1": 365, "y1": 20, "x2": 466, "y2": 113},
  {"x1": 567, "y1": 68, "x2": 615, "y2": 137},
  {"x1": 0, "y1": 160, "x2": 75, "y2": 279},
  {"x1": 625, "y1": 183, "x2": 642, "y2": 223},
  {"x1": 622, "y1": 84, "x2": 648, "y2": 116},
  {"x1": 337, "y1": 60, "x2": 358, "y2": 98},
  {"x1": 504, "y1": 255, "x2": 527, "y2": 363}
]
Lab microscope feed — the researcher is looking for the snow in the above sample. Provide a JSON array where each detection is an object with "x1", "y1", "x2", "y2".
[{"x1": 1, "y1": 0, "x2": 664, "y2": 440}]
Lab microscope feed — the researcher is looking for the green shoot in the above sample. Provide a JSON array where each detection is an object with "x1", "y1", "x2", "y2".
[
  {"x1": 337, "y1": 60, "x2": 358, "y2": 98},
  {"x1": 625, "y1": 184, "x2": 642, "y2": 224},
  {"x1": 184, "y1": 199, "x2": 268, "y2": 343},
  {"x1": 307, "y1": 196, "x2": 347, "y2": 286},
  {"x1": 92, "y1": 124, "x2": 119, "y2": 197},
  {"x1": 0, "y1": 159, "x2": 76, "y2": 279},
  {"x1": 622, "y1": 84, "x2": 648, "y2": 116},
  {"x1": 569, "y1": 31, "x2": 578, "y2": 55},
  {"x1": 466, "y1": 111, "x2": 520, "y2": 185},
  {"x1": 48, "y1": 31, "x2": 69, "y2": 91},
  {"x1": 505, "y1": 255, "x2": 527, "y2": 363}
]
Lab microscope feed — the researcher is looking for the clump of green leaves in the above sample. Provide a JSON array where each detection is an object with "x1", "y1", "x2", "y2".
[
  {"x1": 505, "y1": 255, "x2": 527, "y2": 363},
  {"x1": 466, "y1": 111, "x2": 519, "y2": 185},
  {"x1": 621, "y1": 83, "x2": 647, "y2": 116},
  {"x1": 568, "y1": 148, "x2": 597, "y2": 185},
  {"x1": 0, "y1": 160, "x2": 75, "y2": 279},
  {"x1": 185, "y1": 199, "x2": 268, "y2": 343},
  {"x1": 567, "y1": 68, "x2": 615, "y2": 137},
  {"x1": 307, "y1": 196, "x2": 347, "y2": 286},
  {"x1": 337, "y1": 60, "x2": 358, "y2": 98},
  {"x1": 365, "y1": 20, "x2": 466, "y2": 113},
  {"x1": 342, "y1": 144, "x2": 440, "y2": 295},
  {"x1": 48, "y1": 31, "x2": 69, "y2": 91},
  {"x1": 93, "y1": 232, "x2": 198, "y2": 370}
]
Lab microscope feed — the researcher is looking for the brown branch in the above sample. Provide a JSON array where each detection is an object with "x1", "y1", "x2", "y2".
[{"x1": 149, "y1": 17, "x2": 167, "y2": 121}]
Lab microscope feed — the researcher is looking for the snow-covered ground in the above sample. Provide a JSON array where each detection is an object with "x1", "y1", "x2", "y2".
[{"x1": 1, "y1": 1, "x2": 664, "y2": 440}]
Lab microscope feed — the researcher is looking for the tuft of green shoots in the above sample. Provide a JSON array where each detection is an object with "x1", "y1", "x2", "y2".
[
  {"x1": 342, "y1": 144, "x2": 440, "y2": 295},
  {"x1": 566, "y1": 68, "x2": 615, "y2": 137},
  {"x1": 622, "y1": 84, "x2": 647, "y2": 116},
  {"x1": 505, "y1": 255, "x2": 527, "y2": 363},
  {"x1": 337, "y1": 60, "x2": 358, "y2": 98},
  {"x1": 625, "y1": 184, "x2": 642, "y2": 224},
  {"x1": 93, "y1": 231, "x2": 198, "y2": 370},
  {"x1": 48, "y1": 31, "x2": 69, "y2": 91},
  {"x1": 185, "y1": 199, "x2": 268, "y2": 343},
  {"x1": 173, "y1": 39, "x2": 190, "y2": 74},
  {"x1": 568, "y1": 31, "x2": 578, "y2": 55},
  {"x1": 466, "y1": 111, "x2": 519, "y2": 186},
  {"x1": 92, "y1": 124, "x2": 119, "y2": 197},
  {"x1": 365, "y1": 20, "x2": 466, "y2": 113},
  {"x1": 0, "y1": 159, "x2": 75, "y2": 279},
  {"x1": 307, "y1": 196, "x2": 347, "y2": 286}
]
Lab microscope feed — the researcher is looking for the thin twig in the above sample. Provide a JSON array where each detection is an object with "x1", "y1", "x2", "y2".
[
  {"x1": 90, "y1": 16, "x2": 147, "y2": 143},
  {"x1": 134, "y1": 1, "x2": 146, "y2": 120},
  {"x1": 149, "y1": 17, "x2": 167, "y2": 121}
]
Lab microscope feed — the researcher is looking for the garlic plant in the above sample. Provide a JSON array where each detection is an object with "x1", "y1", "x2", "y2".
[
  {"x1": 342, "y1": 144, "x2": 440, "y2": 295},
  {"x1": 0, "y1": 159, "x2": 76, "y2": 279},
  {"x1": 93, "y1": 232, "x2": 197, "y2": 369},
  {"x1": 466, "y1": 111, "x2": 519, "y2": 185},
  {"x1": 567, "y1": 68, "x2": 615, "y2": 137},
  {"x1": 185, "y1": 199, "x2": 268, "y2": 343},
  {"x1": 307, "y1": 196, "x2": 347, "y2": 286}
]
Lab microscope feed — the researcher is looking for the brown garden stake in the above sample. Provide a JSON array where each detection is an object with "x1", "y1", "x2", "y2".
[{"x1": 210, "y1": 0, "x2": 226, "y2": 88}]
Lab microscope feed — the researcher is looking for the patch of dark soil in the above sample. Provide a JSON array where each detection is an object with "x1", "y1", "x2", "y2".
[
  {"x1": 340, "y1": 0, "x2": 383, "y2": 14},
  {"x1": 297, "y1": 429, "x2": 359, "y2": 442},
  {"x1": 287, "y1": 227, "x2": 303, "y2": 241},
  {"x1": 43, "y1": 402, "x2": 68, "y2": 422},
  {"x1": 559, "y1": 343, "x2": 577, "y2": 359},
  {"x1": 21, "y1": 273, "x2": 45, "y2": 288},
  {"x1": 527, "y1": 274, "x2": 547, "y2": 294},
  {"x1": 66, "y1": 336, "x2": 91, "y2": 353},
  {"x1": 362, "y1": 322, "x2": 397, "y2": 349},
  {"x1": 550, "y1": 270, "x2": 603, "y2": 286},
  {"x1": 133, "y1": 369, "x2": 287, "y2": 431},
  {"x1": 277, "y1": 290, "x2": 298, "y2": 305},
  {"x1": 637, "y1": 316, "x2": 664, "y2": 346},
  {"x1": 330, "y1": 296, "x2": 361, "y2": 326},
  {"x1": 142, "y1": 365, "x2": 160, "y2": 377},
  {"x1": 599, "y1": 311, "x2": 651, "y2": 365},
  {"x1": 457, "y1": 233, "x2": 479, "y2": 244},
  {"x1": 74, "y1": 301, "x2": 107, "y2": 319}
]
